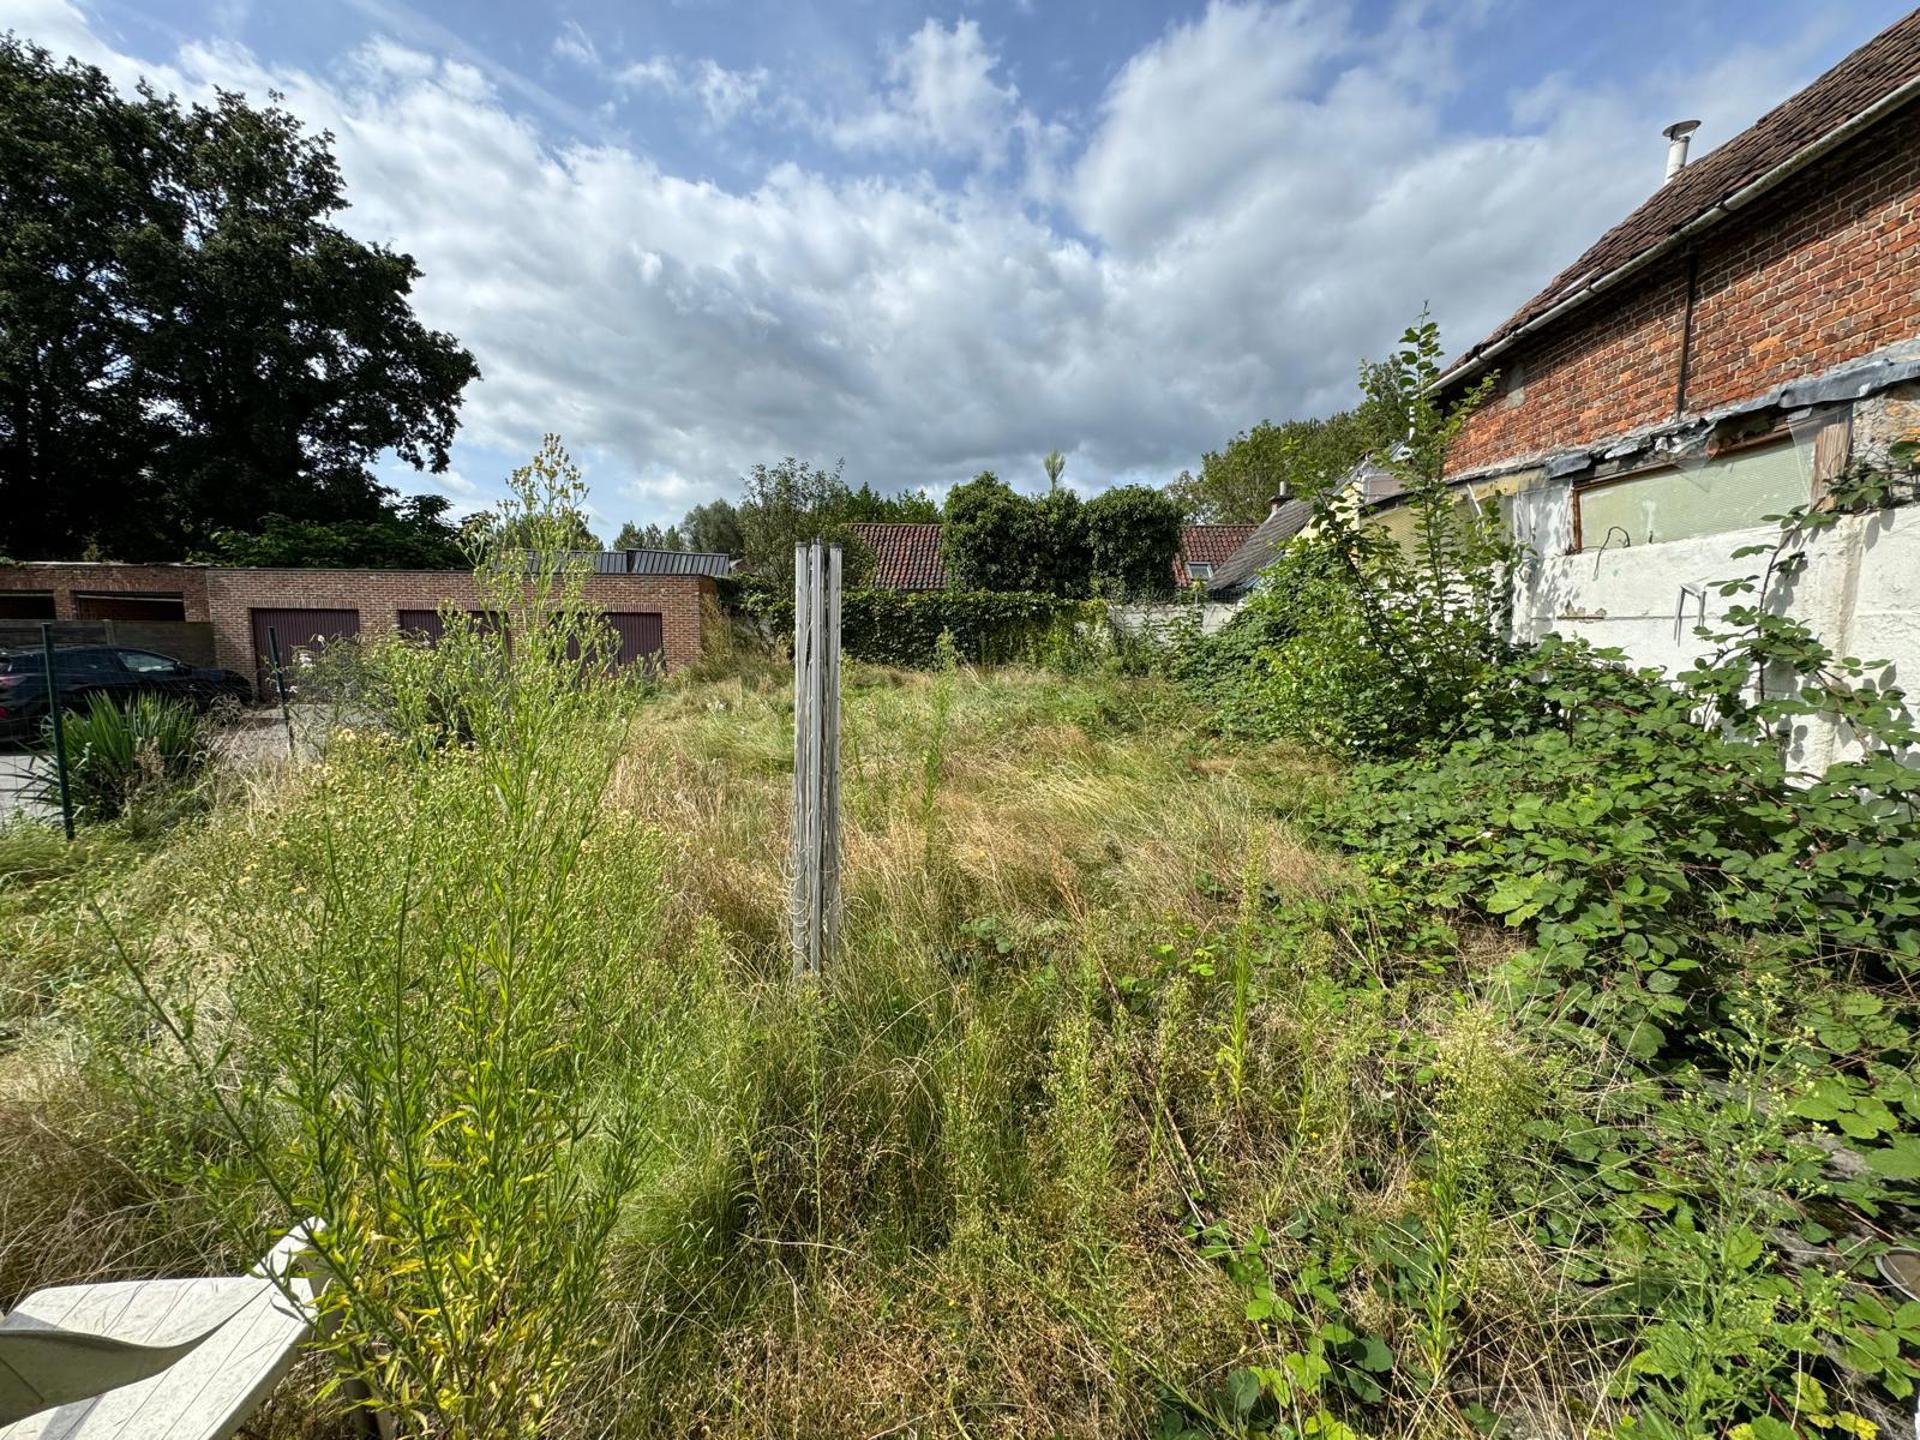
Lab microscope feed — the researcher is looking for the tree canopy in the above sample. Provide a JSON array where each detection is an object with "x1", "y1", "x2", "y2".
[
  {"x1": 198, "y1": 496, "x2": 467, "y2": 569},
  {"x1": 736, "y1": 458, "x2": 871, "y2": 588},
  {"x1": 614, "y1": 521, "x2": 685, "y2": 551},
  {"x1": 0, "y1": 39, "x2": 478, "y2": 561},
  {"x1": 679, "y1": 500, "x2": 745, "y2": 556},
  {"x1": 1168, "y1": 406, "x2": 1392, "y2": 524},
  {"x1": 940, "y1": 474, "x2": 1128, "y2": 599},
  {"x1": 942, "y1": 472, "x2": 1049, "y2": 593}
]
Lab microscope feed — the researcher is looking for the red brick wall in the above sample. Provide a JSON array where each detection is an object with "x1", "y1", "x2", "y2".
[
  {"x1": 205, "y1": 570, "x2": 712, "y2": 691},
  {"x1": 1450, "y1": 101, "x2": 1920, "y2": 476},
  {"x1": 0, "y1": 564, "x2": 211, "y2": 618}
]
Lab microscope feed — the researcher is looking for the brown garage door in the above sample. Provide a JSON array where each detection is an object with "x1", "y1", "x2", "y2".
[
  {"x1": 398, "y1": 609, "x2": 503, "y2": 644},
  {"x1": 251, "y1": 607, "x2": 360, "y2": 696},
  {"x1": 604, "y1": 613, "x2": 665, "y2": 670}
]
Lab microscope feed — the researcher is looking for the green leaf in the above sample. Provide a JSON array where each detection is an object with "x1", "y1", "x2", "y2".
[
  {"x1": 1352, "y1": 1336, "x2": 1393, "y2": 1372},
  {"x1": 1225, "y1": 1368, "x2": 1261, "y2": 1418},
  {"x1": 1866, "y1": 1137, "x2": 1920, "y2": 1180},
  {"x1": 1722, "y1": 1227, "x2": 1764, "y2": 1269}
]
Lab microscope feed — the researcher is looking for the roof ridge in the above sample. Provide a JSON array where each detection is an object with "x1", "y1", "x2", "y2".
[{"x1": 1445, "y1": 9, "x2": 1920, "y2": 382}]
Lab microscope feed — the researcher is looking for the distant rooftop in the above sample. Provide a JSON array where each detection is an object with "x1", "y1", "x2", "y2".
[
  {"x1": 584, "y1": 548, "x2": 735, "y2": 577},
  {"x1": 852, "y1": 523, "x2": 947, "y2": 590}
]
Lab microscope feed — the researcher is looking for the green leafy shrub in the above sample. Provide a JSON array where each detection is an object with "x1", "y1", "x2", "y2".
[
  {"x1": 738, "y1": 584, "x2": 1103, "y2": 668},
  {"x1": 30, "y1": 692, "x2": 213, "y2": 824},
  {"x1": 1174, "y1": 315, "x2": 1511, "y2": 755},
  {"x1": 1083, "y1": 482, "x2": 1184, "y2": 599},
  {"x1": 943, "y1": 470, "x2": 1093, "y2": 595}
]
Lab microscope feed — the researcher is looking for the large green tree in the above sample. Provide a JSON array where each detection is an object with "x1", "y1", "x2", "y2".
[
  {"x1": 1169, "y1": 407, "x2": 1391, "y2": 524},
  {"x1": 0, "y1": 39, "x2": 478, "y2": 560},
  {"x1": 678, "y1": 499, "x2": 744, "y2": 555},
  {"x1": 736, "y1": 457, "x2": 878, "y2": 588},
  {"x1": 942, "y1": 471, "x2": 1093, "y2": 596},
  {"x1": 198, "y1": 495, "x2": 467, "y2": 568}
]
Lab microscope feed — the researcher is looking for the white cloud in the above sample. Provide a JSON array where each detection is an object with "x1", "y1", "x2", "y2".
[
  {"x1": 548, "y1": 20, "x2": 768, "y2": 130},
  {"x1": 831, "y1": 19, "x2": 1021, "y2": 165},
  {"x1": 550, "y1": 19, "x2": 598, "y2": 70},
  {"x1": 0, "y1": 0, "x2": 1863, "y2": 526},
  {"x1": 615, "y1": 54, "x2": 768, "y2": 127}
]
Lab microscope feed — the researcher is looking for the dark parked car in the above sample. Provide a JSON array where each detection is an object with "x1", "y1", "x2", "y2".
[{"x1": 0, "y1": 646, "x2": 252, "y2": 742}]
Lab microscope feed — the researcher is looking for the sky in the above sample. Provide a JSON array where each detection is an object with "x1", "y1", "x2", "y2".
[{"x1": 3, "y1": 0, "x2": 1913, "y2": 537}]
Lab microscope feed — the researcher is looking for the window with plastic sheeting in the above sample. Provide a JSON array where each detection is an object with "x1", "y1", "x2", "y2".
[{"x1": 1574, "y1": 438, "x2": 1811, "y2": 552}]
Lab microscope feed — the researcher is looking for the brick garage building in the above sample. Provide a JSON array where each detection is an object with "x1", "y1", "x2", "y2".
[{"x1": 0, "y1": 562, "x2": 714, "y2": 695}]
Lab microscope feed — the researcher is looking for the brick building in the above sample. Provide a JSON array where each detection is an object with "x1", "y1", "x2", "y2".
[
  {"x1": 1428, "y1": 11, "x2": 1919, "y2": 770},
  {"x1": 1434, "y1": 9, "x2": 1919, "y2": 522},
  {"x1": 0, "y1": 560, "x2": 715, "y2": 695}
]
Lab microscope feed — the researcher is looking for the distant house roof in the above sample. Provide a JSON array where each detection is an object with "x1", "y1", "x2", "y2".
[
  {"x1": 586, "y1": 549, "x2": 735, "y2": 577},
  {"x1": 1203, "y1": 503, "x2": 1314, "y2": 599},
  {"x1": 852, "y1": 523, "x2": 947, "y2": 590},
  {"x1": 1206, "y1": 459, "x2": 1397, "y2": 599},
  {"x1": 1442, "y1": 10, "x2": 1920, "y2": 388},
  {"x1": 1174, "y1": 525, "x2": 1258, "y2": 587}
]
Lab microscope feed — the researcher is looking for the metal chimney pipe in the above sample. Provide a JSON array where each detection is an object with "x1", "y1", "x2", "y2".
[{"x1": 1663, "y1": 119, "x2": 1701, "y2": 183}]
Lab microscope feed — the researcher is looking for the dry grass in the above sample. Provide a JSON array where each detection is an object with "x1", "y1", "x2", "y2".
[{"x1": 0, "y1": 658, "x2": 1593, "y2": 1440}]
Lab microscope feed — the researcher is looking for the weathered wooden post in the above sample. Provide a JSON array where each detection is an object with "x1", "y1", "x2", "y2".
[{"x1": 789, "y1": 541, "x2": 842, "y2": 977}]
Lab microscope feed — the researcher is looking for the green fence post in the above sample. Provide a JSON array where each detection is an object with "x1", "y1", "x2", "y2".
[
  {"x1": 267, "y1": 627, "x2": 296, "y2": 759},
  {"x1": 39, "y1": 624, "x2": 74, "y2": 841}
]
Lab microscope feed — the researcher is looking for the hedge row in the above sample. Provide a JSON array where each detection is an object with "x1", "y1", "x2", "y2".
[{"x1": 732, "y1": 584, "x2": 1105, "y2": 668}]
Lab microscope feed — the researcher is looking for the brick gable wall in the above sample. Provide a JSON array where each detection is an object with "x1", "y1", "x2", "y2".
[{"x1": 1449, "y1": 101, "x2": 1920, "y2": 476}]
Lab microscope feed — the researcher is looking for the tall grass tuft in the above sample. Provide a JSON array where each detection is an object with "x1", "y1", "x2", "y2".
[
  {"x1": 111, "y1": 439, "x2": 678, "y2": 1439},
  {"x1": 30, "y1": 692, "x2": 213, "y2": 825}
]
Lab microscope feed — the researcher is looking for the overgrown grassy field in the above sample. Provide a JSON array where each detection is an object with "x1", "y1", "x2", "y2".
[{"x1": 1, "y1": 648, "x2": 1915, "y2": 1439}]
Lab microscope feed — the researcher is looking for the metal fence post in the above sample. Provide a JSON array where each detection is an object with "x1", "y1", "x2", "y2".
[
  {"x1": 267, "y1": 627, "x2": 296, "y2": 759},
  {"x1": 39, "y1": 623, "x2": 74, "y2": 841}
]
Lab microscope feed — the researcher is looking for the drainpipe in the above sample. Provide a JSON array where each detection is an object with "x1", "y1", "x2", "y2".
[{"x1": 1674, "y1": 249, "x2": 1699, "y2": 417}]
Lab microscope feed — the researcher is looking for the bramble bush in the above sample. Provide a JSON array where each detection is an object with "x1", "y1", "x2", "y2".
[
  {"x1": 736, "y1": 583, "x2": 1104, "y2": 668},
  {"x1": 1173, "y1": 316, "x2": 1920, "y2": 1435}
]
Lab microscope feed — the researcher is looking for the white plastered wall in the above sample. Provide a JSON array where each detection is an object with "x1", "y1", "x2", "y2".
[{"x1": 1511, "y1": 477, "x2": 1920, "y2": 771}]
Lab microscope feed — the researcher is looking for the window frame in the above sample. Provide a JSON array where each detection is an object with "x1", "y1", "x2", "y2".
[{"x1": 1569, "y1": 427, "x2": 1806, "y2": 555}]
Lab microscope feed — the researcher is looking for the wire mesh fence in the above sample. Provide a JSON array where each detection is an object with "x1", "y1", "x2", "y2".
[{"x1": 0, "y1": 745, "x2": 48, "y2": 825}]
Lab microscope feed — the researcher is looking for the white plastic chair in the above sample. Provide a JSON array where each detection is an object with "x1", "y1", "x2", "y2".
[{"x1": 0, "y1": 1221, "x2": 326, "y2": 1440}]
